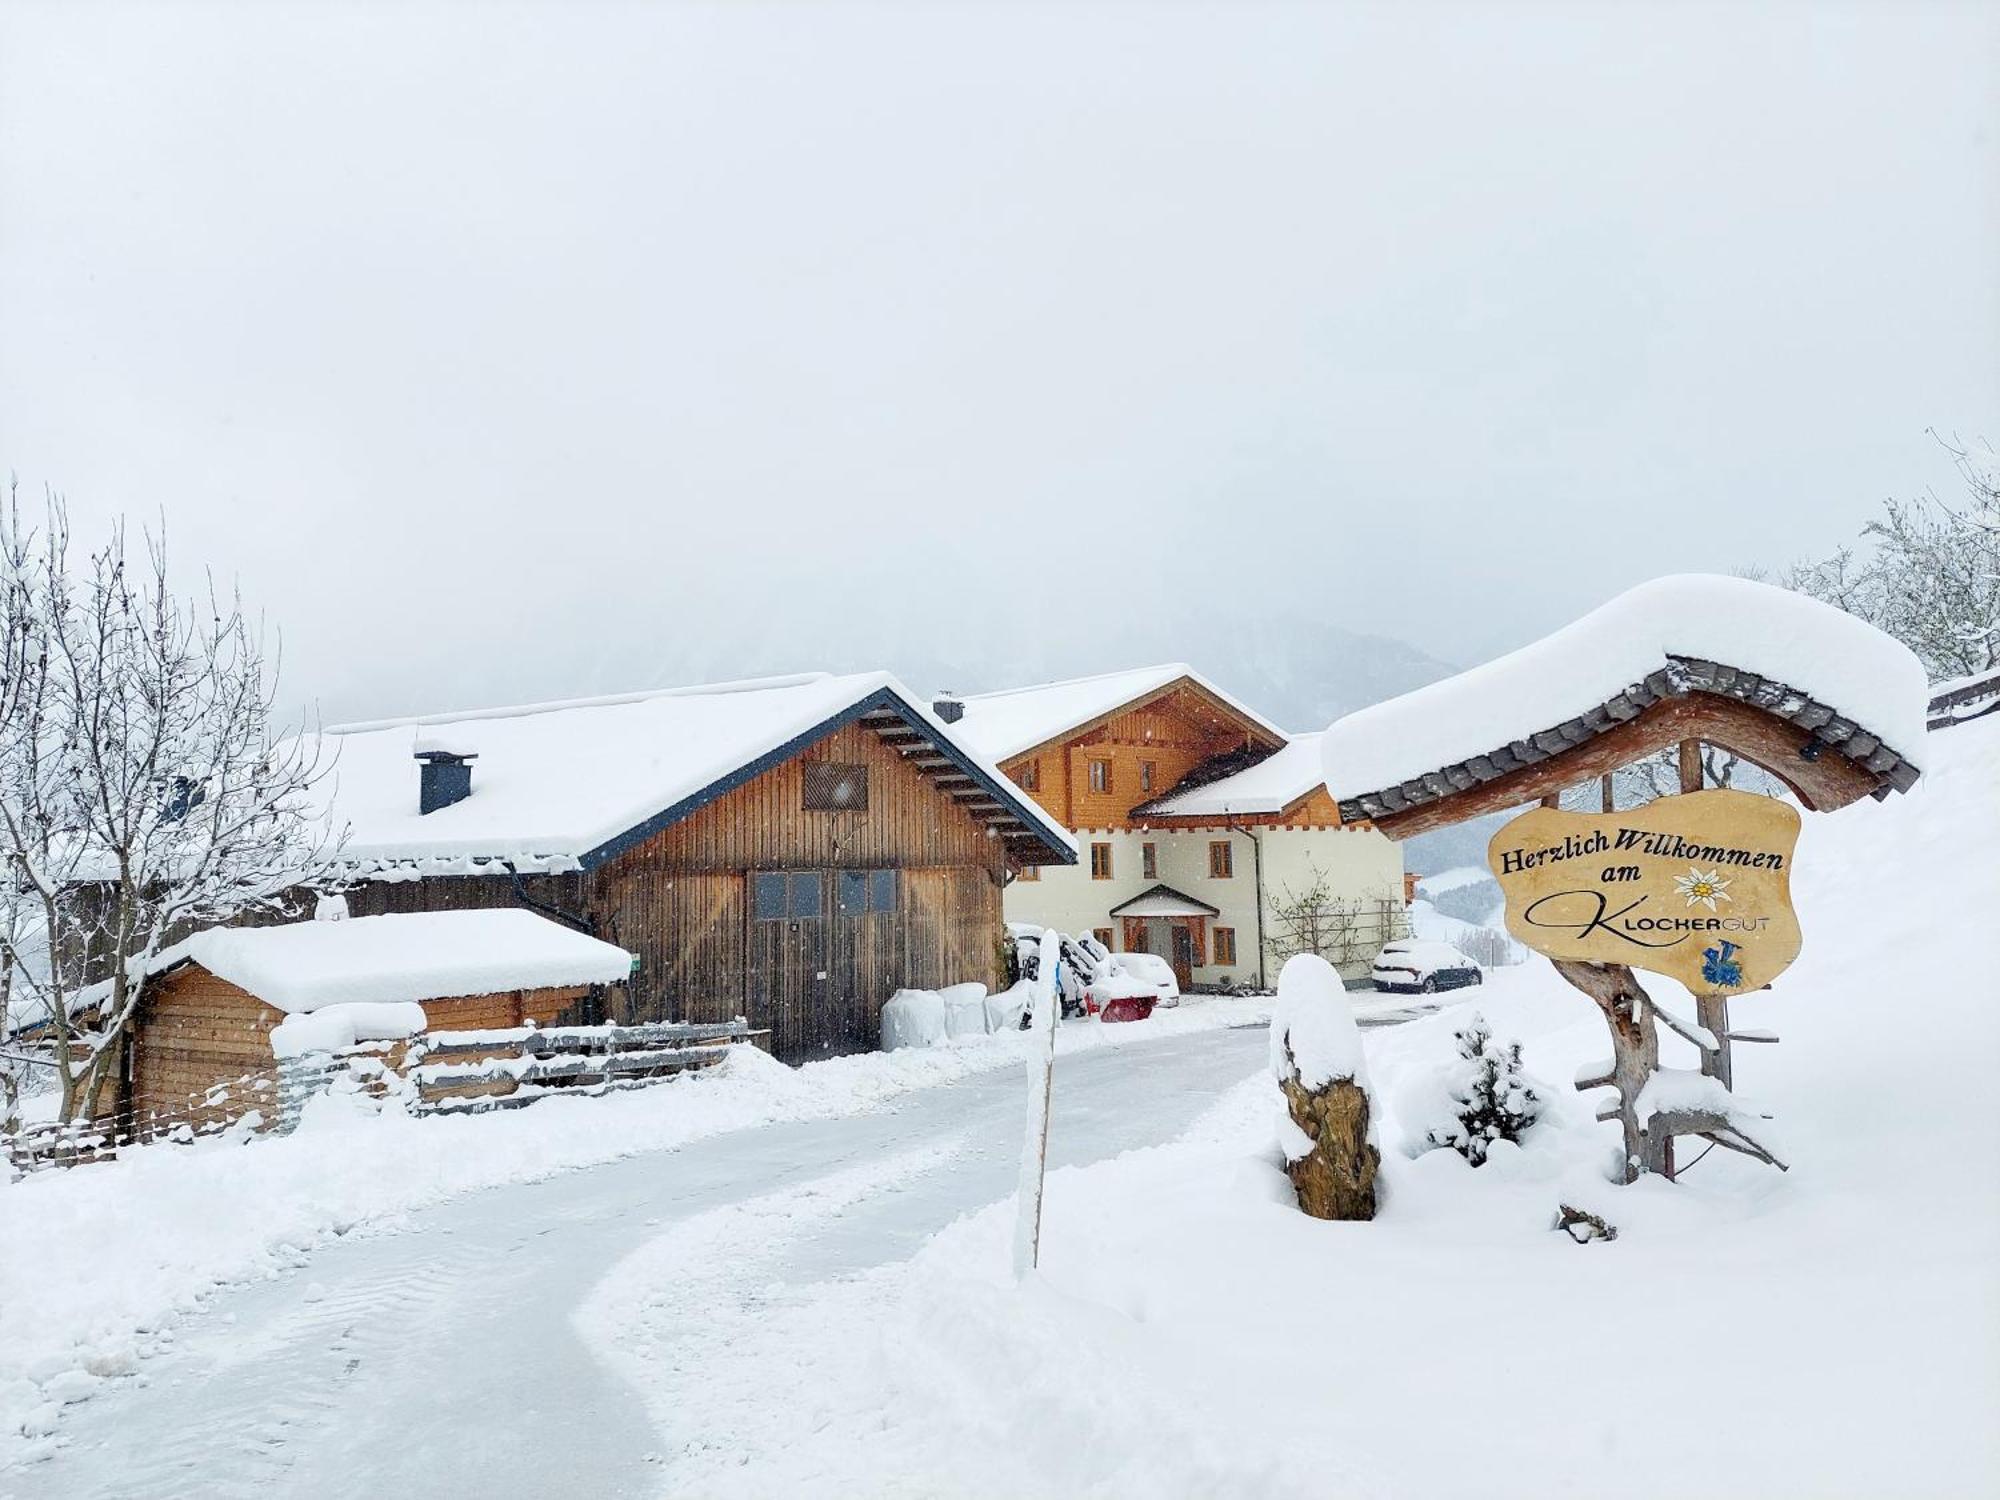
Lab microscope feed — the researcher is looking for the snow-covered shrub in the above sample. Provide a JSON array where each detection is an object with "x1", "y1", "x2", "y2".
[{"x1": 1423, "y1": 1013, "x2": 1541, "y2": 1166}]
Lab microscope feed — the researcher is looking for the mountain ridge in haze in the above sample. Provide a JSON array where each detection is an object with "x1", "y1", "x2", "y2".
[{"x1": 314, "y1": 601, "x2": 1456, "y2": 739}]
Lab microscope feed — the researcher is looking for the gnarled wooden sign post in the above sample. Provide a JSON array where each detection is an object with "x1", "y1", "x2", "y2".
[{"x1": 1320, "y1": 576, "x2": 1929, "y2": 1184}]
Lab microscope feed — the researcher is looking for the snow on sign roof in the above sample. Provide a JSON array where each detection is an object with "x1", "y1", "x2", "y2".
[
  {"x1": 169, "y1": 910, "x2": 634, "y2": 1014},
  {"x1": 300, "y1": 671, "x2": 1074, "y2": 877},
  {"x1": 1321, "y1": 575, "x2": 1929, "y2": 815},
  {"x1": 947, "y1": 664, "x2": 1285, "y2": 764},
  {"x1": 1139, "y1": 733, "x2": 1327, "y2": 818}
]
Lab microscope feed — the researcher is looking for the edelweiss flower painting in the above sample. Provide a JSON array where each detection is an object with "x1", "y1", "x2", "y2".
[{"x1": 1676, "y1": 867, "x2": 1734, "y2": 910}]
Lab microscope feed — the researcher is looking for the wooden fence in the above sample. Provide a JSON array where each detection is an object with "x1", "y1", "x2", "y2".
[
  {"x1": 4, "y1": 1020, "x2": 757, "y2": 1176},
  {"x1": 396, "y1": 1020, "x2": 754, "y2": 1116},
  {"x1": 4, "y1": 1066, "x2": 279, "y2": 1176}
]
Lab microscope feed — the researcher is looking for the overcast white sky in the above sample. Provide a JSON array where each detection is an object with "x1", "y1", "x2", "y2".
[{"x1": 2, "y1": 1, "x2": 1995, "y2": 723}]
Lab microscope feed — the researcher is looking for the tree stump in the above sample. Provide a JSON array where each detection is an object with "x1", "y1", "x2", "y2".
[{"x1": 1277, "y1": 1046, "x2": 1380, "y2": 1221}]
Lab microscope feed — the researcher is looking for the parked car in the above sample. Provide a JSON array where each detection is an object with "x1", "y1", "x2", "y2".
[
  {"x1": 1370, "y1": 939, "x2": 1483, "y2": 994},
  {"x1": 1111, "y1": 950, "x2": 1181, "y2": 1008}
]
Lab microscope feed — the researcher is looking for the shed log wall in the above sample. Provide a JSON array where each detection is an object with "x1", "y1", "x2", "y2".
[{"x1": 130, "y1": 967, "x2": 583, "y2": 1131}]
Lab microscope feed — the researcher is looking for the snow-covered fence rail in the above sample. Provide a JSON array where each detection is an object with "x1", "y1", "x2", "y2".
[
  {"x1": 3, "y1": 1067, "x2": 278, "y2": 1176},
  {"x1": 402, "y1": 1020, "x2": 754, "y2": 1117}
]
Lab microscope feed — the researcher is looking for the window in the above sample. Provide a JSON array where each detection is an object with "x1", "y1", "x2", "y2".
[
  {"x1": 788, "y1": 871, "x2": 823, "y2": 917},
  {"x1": 803, "y1": 761, "x2": 869, "y2": 812},
  {"x1": 1141, "y1": 842, "x2": 1157, "y2": 880},
  {"x1": 1090, "y1": 842, "x2": 1113, "y2": 880},
  {"x1": 1015, "y1": 864, "x2": 1040, "y2": 882},
  {"x1": 1213, "y1": 927, "x2": 1237, "y2": 966},
  {"x1": 838, "y1": 870, "x2": 868, "y2": 916},
  {"x1": 1088, "y1": 758, "x2": 1110, "y2": 794},
  {"x1": 1017, "y1": 760, "x2": 1040, "y2": 792},
  {"x1": 1093, "y1": 927, "x2": 1114, "y2": 949},
  {"x1": 1209, "y1": 840, "x2": 1234, "y2": 879},
  {"x1": 1140, "y1": 761, "x2": 1155, "y2": 793},
  {"x1": 753, "y1": 871, "x2": 824, "y2": 921},
  {"x1": 870, "y1": 868, "x2": 897, "y2": 912},
  {"x1": 1129, "y1": 925, "x2": 1150, "y2": 953},
  {"x1": 753, "y1": 871, "x2": 787, "y2": 921},
  {"x1": 837, "y1": 869, "x2": 899, "y2": 914}
]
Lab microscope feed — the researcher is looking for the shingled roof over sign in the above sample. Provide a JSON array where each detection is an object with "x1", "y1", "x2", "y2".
[
  {"x1": 1320, "y1": 576, "x2": 1929, "y2": 837},
  {"x1": 302, "y1": 672, "x2": 1077, "y2": 880}
]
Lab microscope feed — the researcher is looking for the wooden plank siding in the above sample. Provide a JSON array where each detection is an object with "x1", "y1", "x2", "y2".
[
  {"x1": 1002, "y1": 689, "x2": 1286, "y2": 832},
  {"x1": 130, "y1": 966, "x2": 586, "y2": 1133},
  {"x1": 340, "y1": 719, "x2": 1006, "y2": 1061}
]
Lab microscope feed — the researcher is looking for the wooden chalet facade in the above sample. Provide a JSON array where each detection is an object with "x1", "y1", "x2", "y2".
[
  {"x1": 948, "y1": 666, "x2": 1406, "y2": 988},
  {"x1": 304, "y1": 674, "x2": 1074, "y2": 1062}
]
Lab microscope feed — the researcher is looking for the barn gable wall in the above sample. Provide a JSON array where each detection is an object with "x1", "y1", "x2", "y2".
[{"x1": 341, "y1": 720, "x2": 1004, "y2": 1058}]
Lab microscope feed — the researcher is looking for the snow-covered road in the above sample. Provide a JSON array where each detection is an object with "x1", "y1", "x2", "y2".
[{"x1": 28, "y1": 1023, "x2": 1270, "y2": 1500}]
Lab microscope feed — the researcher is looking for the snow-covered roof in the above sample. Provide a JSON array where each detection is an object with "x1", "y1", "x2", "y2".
[
  {"x1": 948, "y1": 664, "x2": 1285, "y2": 764},
  {"x1": 301, "y1": 671, "x2": 1074, "y2": 878},
  {"x1": 1108, "y1": 884, "x2": 1221, "y2": 919},
  {"x1": 164, "y1": 910, "x2": 634, "y2": 1014},
  {"x1": 1322, "y1": 575, "x2": 1928, "y2": 816},
  {"x1": 1138, "y1": 733, "x2": 1327, "y2": 818}
]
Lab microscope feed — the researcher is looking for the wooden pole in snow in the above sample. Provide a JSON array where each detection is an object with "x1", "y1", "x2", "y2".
[
  {"x1": 1012, "y1": 928, "x2": 1061, "y2": 1280},
  {"x1": 1680, "y1": 738, "x2": 1735, "y2": 1094}
]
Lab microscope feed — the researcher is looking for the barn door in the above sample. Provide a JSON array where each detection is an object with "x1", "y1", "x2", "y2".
[
  {"x1": 831, "y1": 869, "x2": 901, "y2": 1054},
  {"x1": 749, "y1": 871, "x2": 829, "y2": 1061}
]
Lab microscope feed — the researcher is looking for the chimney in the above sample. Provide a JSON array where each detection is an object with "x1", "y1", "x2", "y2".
[
  {"x1": 933, "y1": 695, "x2": 965, "y2": 724},
  {"x1": 414, "y1": 737, "x2": 477, "y2": 814}
]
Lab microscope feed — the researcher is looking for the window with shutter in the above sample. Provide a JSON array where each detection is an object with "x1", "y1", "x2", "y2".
[{"x1": 803, "y1": 762, "x2": 869, "y2": 811}]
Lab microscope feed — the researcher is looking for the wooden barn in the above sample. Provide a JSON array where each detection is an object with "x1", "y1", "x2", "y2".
[
  {"x1": 298, "y1": 672, "x2": 1076, "y2": 1061},
  {"x1": 126, "y1": 908, "x2": 634, "y2": 1131}
]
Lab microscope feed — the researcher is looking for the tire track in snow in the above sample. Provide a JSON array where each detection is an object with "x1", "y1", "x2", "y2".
[
  {"x1": 37, "y1": 1236, "x2": 508, "y2": 1500},
  {"x1": 577, "y1": 1136, "x2": 971, "y2": 1479}
]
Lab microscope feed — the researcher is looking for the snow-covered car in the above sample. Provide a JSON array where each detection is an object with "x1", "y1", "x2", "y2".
[
  {"x1": 1370, "y1": 940, "x2": 1483, "y2": 994},
  {"x1": 1110, "y1": 950, "x2": 1181, "y2": 1007},
  {"x1": 1081, "y1": 963, "x2": 1160, "y2": 1023}
]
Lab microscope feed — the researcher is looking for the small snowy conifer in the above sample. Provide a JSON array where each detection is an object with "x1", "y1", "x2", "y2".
[{"x1": 1427, "y1": 1013, "x2": 1541, "y2": 1166}]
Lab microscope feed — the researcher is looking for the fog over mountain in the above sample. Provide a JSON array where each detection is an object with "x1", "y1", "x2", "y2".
[{"x1": 312, "y1": 591, "x2": 1454, "y2": 738}]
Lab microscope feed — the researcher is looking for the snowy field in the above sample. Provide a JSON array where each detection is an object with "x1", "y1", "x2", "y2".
[
  {"x1": 0, "y1": 994, "x2": 1271, "y2": 1468},
  {"x1": 583, "y1": 715, "x2": 2000, "y2": 1499}
]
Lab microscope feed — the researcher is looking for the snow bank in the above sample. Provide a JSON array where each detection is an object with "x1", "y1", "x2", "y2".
[
  {"x1": 1268, "y1": 953, "x2": 1366, "y2": 1090},
  {"x1": 268, "y1": 1002, "x2": 426, "y2": 1059},
  {"x1": 881, "y1": 989, "x2": 949, "y2": 1051},
  {"x1": 164, "y1": 909, "x2": 633, "y2": 1013},
  {"x1": 597, "y1": 715, "x2": 1999, "y2": 1499},
  {"x1": 1322, "y1": 574, "x2": 1929, "y2": 798}
]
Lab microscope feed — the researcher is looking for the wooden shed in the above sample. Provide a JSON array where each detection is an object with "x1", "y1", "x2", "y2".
[
  {"x1": 289, "y1": 672, "x2": 1076, "y2": 1063},
  {"x1": 129, "y1": 909, "x2": 634, "y2": 1131}
]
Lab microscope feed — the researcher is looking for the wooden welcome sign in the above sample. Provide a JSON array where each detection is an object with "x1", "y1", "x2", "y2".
[{"x1": 1488, "y1": 789, "x2": 1802, "y2": 993}]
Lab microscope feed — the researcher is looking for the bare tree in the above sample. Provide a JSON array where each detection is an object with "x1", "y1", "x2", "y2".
[
  {"x1": 0, "y1": 487, "x2": 337, "y2": 1124},
  {"x1": 1264, "y1": 863, "x2": 1394, "y2": 973},
  {"x1": 1782, "y1": 434, "x2": 1999, "y2": 681}
]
